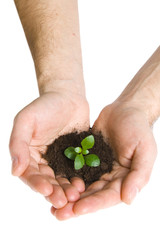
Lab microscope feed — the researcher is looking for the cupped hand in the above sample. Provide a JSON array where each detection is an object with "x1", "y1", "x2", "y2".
[
  {"x1": 9, "y1": 89, "x2": 89, "y2": 208},
  {"x1": 51, "y1": 102, "x2": 157, "y2": 220}
]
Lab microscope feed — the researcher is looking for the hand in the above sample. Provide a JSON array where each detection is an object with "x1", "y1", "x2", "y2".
[
  {"x1": 9, "y1": 89, "x2": 89, "y2": 208},
  {"x1": 51, "y1": 102, "x2": 157, "y2": 220}
]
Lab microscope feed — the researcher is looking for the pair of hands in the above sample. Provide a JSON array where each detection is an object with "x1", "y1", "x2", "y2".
[{"x1": 9, "y1": 89, "x2": 157, "y2": 220}]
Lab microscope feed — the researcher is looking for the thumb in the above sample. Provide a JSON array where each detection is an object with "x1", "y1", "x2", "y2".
[
  {"x1": 121, "y1": 133, "x2": 157, "y2": 204},
  {"x1": 9, "y1": 112, "x2": 33, "y2": 176}
]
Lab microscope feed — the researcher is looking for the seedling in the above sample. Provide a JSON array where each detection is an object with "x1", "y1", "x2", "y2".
[{"x1": 64, "y1": 135, "x2": 100, "y2": 170}]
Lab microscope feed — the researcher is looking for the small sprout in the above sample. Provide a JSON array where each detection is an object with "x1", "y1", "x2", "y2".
[
  {"x1": 85, "y1": 154, "x2": 100, "y2": 167},
  {"x1": 82, "y1": 149, "x2": 89, "y2": 155},
  {"x1": 74, "y1": 147, "x2": 82, "y2": 154},
  {"x1": 81, "y1": 135, "x2": 94, "y2": 150},
  {"x1": 74, "y1": 154, "x2": 85, "y2": 170},
  {"x1": 64, "y1": 147, "x2": 77, "y2": 160},
  {"x1": 64, "y1": 135, "x2": 100, "y2": 170}
]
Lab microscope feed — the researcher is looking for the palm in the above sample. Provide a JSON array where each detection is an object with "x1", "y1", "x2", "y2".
[
  {"x1": 10, "y1": 91, "x2": 89, "y2": 207},
  {"x1": 51, "y1": 103, "x2": 157, "y2": 220},
  {"x1": 28, "y1": 92, "x2": 89, "y2": 159}
]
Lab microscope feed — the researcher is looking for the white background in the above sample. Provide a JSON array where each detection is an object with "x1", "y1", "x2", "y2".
[{"x1": 1, "y1": 0, "x2": 160, "y2": 239}]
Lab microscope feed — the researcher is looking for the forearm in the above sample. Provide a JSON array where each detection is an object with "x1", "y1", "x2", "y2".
[
  {"x1": 117, "y1": 46, "x2": 160, "y2": 124},
  {"x1": 14, "y1": 0, "x2": 85, "y2": 95}
]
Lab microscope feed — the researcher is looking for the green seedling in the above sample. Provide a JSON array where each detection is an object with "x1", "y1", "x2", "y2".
[{"x1": 64, "y1": 135, "x2": 100, "y2": 170}]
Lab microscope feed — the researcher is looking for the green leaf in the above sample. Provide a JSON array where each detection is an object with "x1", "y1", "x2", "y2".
[
  {"x1": 82, "y1": 149, "x2": 89, "y2": 155},
  {"x1": 74, "y1": 147, "x2": 82, "y2": 154},
  {"x1": 85, "y1": 154, "x2": 100, "y2": 167},
  {"x1": 81, "y1": 135, "x2": 95, "y2": 150},
  {"x1": 74, "y1": 154, "x2": 85, "y2": 170},
  {"x1": 64, "y1": 147, "x2": 77, "y2": 160}
]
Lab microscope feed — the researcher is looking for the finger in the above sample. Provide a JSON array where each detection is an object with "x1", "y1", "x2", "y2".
[
  {"x1": 38, "y1": 164, "x2": 55, "y2": 178},
  {"x1": 10, "y1": 141, "x2": 30, "y2": 176},
  {"x1": 78, "y1": 180, "x2": 107, "y2": 199},
  {"x1": 70, "y1": 177, "x2": 85, "y2": 193},
  {"x1": 24, "y1": 174, "x2": 54, "y2": 197},
  {"x1": 45, "y1": 184, "x2": 68, "y2": 208},
  {"x1": 121, "y1": 135, "x2": 157, "y2": 204},
  {"x1": 73, "y1": 179, "x2": 122, "y2": 215},
  {"x1": 20, "y1": 160, "x2": 54, "y2": 196},
  {"x1": 21, "y1": 160, "x2": 68, "y2": 208},
  {"x1": 9, "y1": 112, "x2": 34, "y2": 176},
  {"x1": 51, "y1": 202, "x2": 76, "y2": 221},
  {"x1": 51, "y1": 181, "x2": 108, "y2": 220},
  {"x1": 56, "y1": 177, "x2": 80, "y2": 202}
]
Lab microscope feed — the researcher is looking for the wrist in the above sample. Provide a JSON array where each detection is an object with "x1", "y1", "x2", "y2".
[
  {"x1": 114, "y1": 91, "x2": 159, "y2": 125},
  {"x1": 114, "y1": 46, "x2": 160, "y2": 125},
  {"x1": 37, "y1": 73, "x2": 86, "y2": 98}
]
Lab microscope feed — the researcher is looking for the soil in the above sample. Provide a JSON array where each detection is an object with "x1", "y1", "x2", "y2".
[{"x1": 43, "y1": 129, "x2": 115, "y2": 187}]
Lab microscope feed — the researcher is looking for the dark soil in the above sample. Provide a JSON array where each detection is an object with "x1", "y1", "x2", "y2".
[{"x1": 43, "y1": 129, "x2": 115, "y2": 187}]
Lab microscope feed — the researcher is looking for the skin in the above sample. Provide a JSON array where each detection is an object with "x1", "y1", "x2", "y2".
[
  {"x1": 10, "y1": 90, "x2": 89, "y2": 207},
  {"x1": 50, "y1": 47, "x2": 160, "y2": 220},
  {"x1": 50, "y1": 104, "x2": 157, "y2": 220},
  {"x1": 10, "y1": 0, "x2": 160, "y2": 220},
  {"x1": 10, "y1": 0, "x2": 89, "y2": 208}
]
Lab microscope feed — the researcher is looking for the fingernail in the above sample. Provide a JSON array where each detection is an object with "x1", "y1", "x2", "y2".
[
  {"x1": 11, "y1": 157, "x2": 19, "y2": 174},
  {"x1": 129, "y1": 187, "x2": 139, "y2": 203}
]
